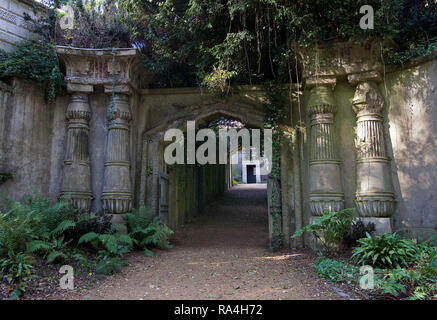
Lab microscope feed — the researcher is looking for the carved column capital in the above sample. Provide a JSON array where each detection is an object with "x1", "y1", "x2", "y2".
[
  {"x1": 307, "y1": 85, "x2": 338, "y2": 134},
  {"x1": 106, "y1": 93, "x2": 132, "y2": 124},
  {"x1": 66, "y1": 93, "x2": 92, "y2": 123},
  {"x1": 352, "y1": 81, "x2": 384, "y2": 117},
  {"x1": 56, "y1": 46, "x2": 148, "y2": 92}
]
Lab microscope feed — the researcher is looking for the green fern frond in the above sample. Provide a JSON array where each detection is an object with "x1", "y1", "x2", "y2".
[
  {"x1": 47, "y1": 250, "x2": 67, "y2": 263},
  {"x1": 27, "y1": 240, "x2": 52, "y2": 253},
  {"x1": 50, "y1": 220, "x2": 76, "y2": 236},
  {"x1": 78, "y1": 232, "x2": 99, "y2": 245}
]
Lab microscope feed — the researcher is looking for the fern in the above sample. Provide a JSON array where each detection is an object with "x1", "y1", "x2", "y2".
[
  {"x1": 0, "y1": 192, "x2": 78, "y2": 257},
  {"x1": 99, "y1": 234, "x2": 119, "y2": 254},
  {"x1": 27, "y1": 240, "x2": 52, "y2": 253},
  {"x1": 27, "y1": 236, "x2": 71, "y2": 263},
  {"x1": 78, "y1": 232, "x2": 100, "y2": 248},
  {"x1": 50, "y1": 220, "x2": 76, "y2": 237},
  {"x1": 78, "y1": 232, "x2": 132, "y2": 255},
  {"x1": 126, "y1": 208, "x2": 173, "y2": 253},
  {"x1": 47, "y1": 251, "x2": 67, "y2": 263}
]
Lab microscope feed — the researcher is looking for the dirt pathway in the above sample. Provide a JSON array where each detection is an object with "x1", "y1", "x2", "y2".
[{"x1": 69, "y1": 184, "x2": 356, "y2": 300}]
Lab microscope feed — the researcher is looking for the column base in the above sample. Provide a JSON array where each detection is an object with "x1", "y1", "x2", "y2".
[
  {"x1": 355, "y1": 194, "x2": 395, "y2": 217},
  {"x1": 308, "y1": 216, "x2": 342, "y2": 251},
  {"x1": 110, "y1": 213, "x2": 127, "y2": 234},
  {"x1": 309, "y1": 194, "x2": 344, "y2": 216},
  {"x1": 102, "y1": 193, "x2": 132, "y2": 214},
  {"x1": 59, "y1": 192, "x2": 93, "y2": 212},
  {"x1": 360, "y1": 217, "x2": 392, "y2": 235}
]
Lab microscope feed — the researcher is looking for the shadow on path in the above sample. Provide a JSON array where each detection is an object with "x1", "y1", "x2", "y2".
[{"x1": 70, "y1": 184, "x2": 358, "y2": 300}]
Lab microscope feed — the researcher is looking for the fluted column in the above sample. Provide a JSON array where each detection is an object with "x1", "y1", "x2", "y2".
[
  {"x1": 60, "y1": 92, "x2": 93, "y2": 210},
  {"x1": 102, "y1": 93, "x2": 133, "y2": 214},
  {"x1": 308, "y1": 85, "x2": 344, "y2": 215},
  {"x1": 351, "y1": 80, "x2": 395, "y2": 224}
]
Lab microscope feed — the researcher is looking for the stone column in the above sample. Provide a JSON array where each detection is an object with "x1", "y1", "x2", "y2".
[
  {"x1": 102, "y1": 93, "x2": 133, "y2": 215},
  {"x1": 60, "y1": 90, "x2": 93, "y2": 211},
  {"x1": 307, "y1": 84, "x2": 344, "y2": 215},
  {"x1": 350, "y1": 78, "x2": 395, "y2": 233}
]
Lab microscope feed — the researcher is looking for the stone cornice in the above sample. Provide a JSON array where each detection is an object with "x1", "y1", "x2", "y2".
[
  {"x1": 296, "y1": 41, "x2": 402, "y2": 90},
  {"x1": 347, "y1": 71, "x2": 382, "y2": 86},
  {"x1": 140, "y1": 83, "x2": 301, "y2": 96},
  {"x1": 305, "y1": 76, "x2": 336, "y2": 89},
  {"x1": 298, "y1": 41, "x2": 384, "y2": 80},
  {"x1": 56, "y1": 46, "x2": 148, "y2": 94}
]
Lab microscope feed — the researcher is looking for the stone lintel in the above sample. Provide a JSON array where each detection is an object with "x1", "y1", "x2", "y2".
[
  {"x1": 360, "y1": 217, "x2": 392, "y2": 235},
  {"x1": 348, "y1": 71, "x2": 382, "y2": 86},
  {"x1": 67, "y1": 83, "x2": 93, "y2": 93},
  {"x1": 298, "y1": 41, "x2": 388, "y2": 81},
  {"x1": 56, "y1": 46, "x2": 138, "y2": 58},
  {"x1": 104, "y1": 84, "x2": 133, "y2": 95},
  {"x1": 56, "y1": 46, "x2": 147, "y2": 91},
  {"x1": 305, "y1": 77, "x2": 336, "y2": 89}
]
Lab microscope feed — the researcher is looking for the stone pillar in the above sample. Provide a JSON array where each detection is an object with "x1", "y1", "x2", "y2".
[
  {"x1": 102, "y1": 93, "x2": 133, "y2": 215},
  {"x1": 60, "y1": 90, "x2": 93, "y2": 211},
  {"x1": 307, "y1": 84, "x2": 344, "y2": 215},
  {"x1": 350, "y1": 79, "x2": 395, "y2": 233}
]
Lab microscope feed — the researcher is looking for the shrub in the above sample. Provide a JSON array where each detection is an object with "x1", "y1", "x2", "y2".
[
  {"x1": 64, "y1": 213, "x2": 113, "y2": 244},
  {"x1": 292, "y1": 208, "x2": 357, "y2": 251},
  {"x1": 0, "y1": 193, "x2": 77, "y2": 257},
  {"x1": 27, "y1": 235, "x2": 73, "y2": 264},
  {"x1": 351, "y1": 233, "x2": 419, "y2": 269},
  {"x1": 0, "y1": 191, "x2": 175, "y2": 297},
  {"x1": 202, "y1": 66, "x2": 236, "y2": 96},
  {"x1": 126, "y1": 208, "x2": 174, "y2": 256},
  {"x1": 372, "y1": 237, "x2": 436, "y2": 299},
  {"x1": 0, "y1": 251, "x2": 33, "y2": 299},
  {"x1": 375, "y1": 265, "x2": 436, "y2": 299},
  {"x1": 314, "y1": 255, "x2": 358, "y2": 284},
  {"x1": 77, "y1": 232, "x2": 133, "y2": 255}
]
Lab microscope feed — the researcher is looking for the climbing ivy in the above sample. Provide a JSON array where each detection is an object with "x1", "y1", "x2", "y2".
[
  {"x1": 117, "y1": 0, "x2": 437, "y2": 88},
  {"x1": 7, "y1": 1, "x2": 436, "y2": 90},
  {"x1": 264, "y1": 82, "x2": 286, "y2": 250},
  {"x1": 0, "y1": 40, "x2": 64, "y2": 102}
]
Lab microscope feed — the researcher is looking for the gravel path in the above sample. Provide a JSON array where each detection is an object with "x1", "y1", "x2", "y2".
[{"x1": 69, "y1": 184, "x2": 356, "y2": 300}]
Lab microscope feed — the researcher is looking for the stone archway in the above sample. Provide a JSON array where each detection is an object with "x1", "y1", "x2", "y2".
[
  {"x1": 54, "y1": 46, "x2": 299, "y2": 249},
  {"x1": 138, "y1": 101, "x2": 267, "y2": 228}
]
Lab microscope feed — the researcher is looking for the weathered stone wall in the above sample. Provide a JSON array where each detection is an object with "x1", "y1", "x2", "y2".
[
  {"x1": 383, "y1": 58, "x2": 437, "y2": 239},
  {"x1": 0, "y1": 78, "x2": 56, "y2": 199},
  {"x1": 0, "y1": 47, "x2": 435, "y2": 243},
  {"x1": 300, "y1": 57, "x2": 437, "y2": 241},
  {"x1": 0, "y1": 0, "x2": 46, "y2": 52},
  {"x1": 0, "y1": 84, "x2": 139, "y2": 215}
]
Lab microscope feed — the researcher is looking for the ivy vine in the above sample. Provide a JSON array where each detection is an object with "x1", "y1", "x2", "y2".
[
  {"x1": 0, "y1": 40, "x2": 64, "y2": 102},
  {"x1": 264, "y1": 82, "x2": 286, "y2": 250}
]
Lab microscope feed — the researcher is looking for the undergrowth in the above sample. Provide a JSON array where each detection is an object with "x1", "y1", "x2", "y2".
[{"x1": 0, "y1": 192, "x2": 173, "y2": 299}]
